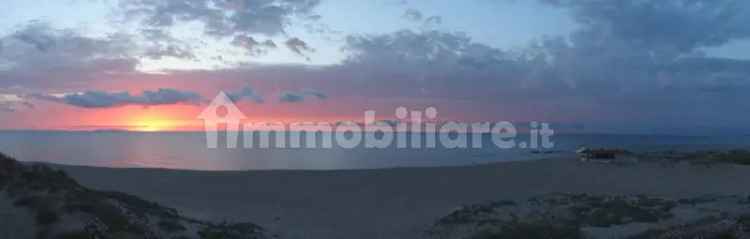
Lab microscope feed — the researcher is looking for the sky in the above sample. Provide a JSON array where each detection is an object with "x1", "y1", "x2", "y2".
[{"x1": 1, "y1": 0, "x2": 750, "y2": 134}]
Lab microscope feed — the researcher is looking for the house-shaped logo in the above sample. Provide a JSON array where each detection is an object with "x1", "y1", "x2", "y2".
[{"x1": 198, "y1": 92, "x2": 247, "y2": 148}]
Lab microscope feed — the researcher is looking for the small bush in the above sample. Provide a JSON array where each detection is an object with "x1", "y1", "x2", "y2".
[
  {"x1": 36, "y1": 209, "x2": 60, "y2": 225},
  {"x1": 570, "y1": 196, "x2": 673, "y2": 227},
  {"x1": 55, "y1": 230, "x2": 90, "y2": 239},
  {"x1": 470, "y1": 221, "x2": 583, "y2": 239},
  {"x1": 101, "y1": 191, "x2": 178, "y2": 218},
  {"x1": 438, "y1": 203, "x2": 504, "y2": 225},
  {"x1": 159, "y1": 220, "x2": 187, "y2": 232},
  {"x1": 66, "y1": 200, "x2": 132, "y2": 232},
  {"x1": 13, "y1": 195, "x2": 62, "y2": 225},
  {"x1": 199, "y1": 222, "x2": 265, "y2": 239},
  {"x1": 716, "y1": 150, "x2": 750, "y2": 165}
]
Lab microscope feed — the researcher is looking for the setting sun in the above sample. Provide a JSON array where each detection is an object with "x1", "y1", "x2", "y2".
[
  {"x1": 126, "y1": 109, "x2": 197, "y2": 132},
  {"x1": 132, "y1": 118, "x2": 176, "y2": 132}
]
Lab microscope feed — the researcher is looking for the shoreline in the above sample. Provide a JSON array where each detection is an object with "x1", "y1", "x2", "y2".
[{"x1": 31, "y1": 155, "x2": 564, "y2": 172}]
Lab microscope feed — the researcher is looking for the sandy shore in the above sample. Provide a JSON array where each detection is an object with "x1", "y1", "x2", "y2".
[{"x1": 55, "y1": 157, "x2": 750, "y2": 239}]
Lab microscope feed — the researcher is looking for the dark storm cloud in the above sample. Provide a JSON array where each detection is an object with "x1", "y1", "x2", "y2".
[{"x1": 33, "y1": 88, "x2": 202, "y2": 108}]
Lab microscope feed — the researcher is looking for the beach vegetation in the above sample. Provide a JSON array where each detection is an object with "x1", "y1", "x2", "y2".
[
  {"x1": 0, "y1": 152, "x2": 270, "y2": 239},
  {"x1": 198, "y1": 222, "x2": 266, "y2": 239},
  {"x1": 55, "y1": 230, "x2": 90, "y2": 239},
  {"x1": 713, "y1": 150, "x2": 750, "y2": 165},
  {"x1": 569, "y1": 195, "x2": 674, "y2": 227},
  {"x1": 159, "y1": 220, "x2": 187, "y2": 232},
  {"x1": 470, "y1": 221, "x2": 583, "y2": 239},
  {"x1": 643, "y1": 149, "x2": 750, "y2": 166}
]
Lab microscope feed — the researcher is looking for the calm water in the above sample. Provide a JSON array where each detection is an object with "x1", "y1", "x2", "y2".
[{"x1": 2, "y1": 131, "x2": 750, "y2": 170}]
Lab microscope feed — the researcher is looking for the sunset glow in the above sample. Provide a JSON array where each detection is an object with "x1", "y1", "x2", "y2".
[
  {"x1": 3, "y1": 1, "x2": 750, "y2": 238},
  {"x1": 131, "y1": 117, "x2": 179, "y2": 132},
  {"x1": 119, "y1": 107, "x2": 201, "y2": 132},
  {"x1": 0, "y1": 0, "x2": 748, "y2": 135}
]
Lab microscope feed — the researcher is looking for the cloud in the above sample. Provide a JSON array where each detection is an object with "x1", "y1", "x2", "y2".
[
  {"x1": 344, "y1": 30, "x2": 508, "y2": 71},
  {"x1": 402, "y1": 8, "x2": 441, "y2": 28},
  {"x1": 537, "y1": 0, "x2": 750, "y2": 56},
  {"x1": 517, "y1": 0, "x2": 750, "y2": 97},
  {"x1": 140, "y1": 28, "x2": 196, "y2": 60},
  {"x1": 279, "y1": 91, "x2": 305, "y2": 103},
  {"x1": 7, "y1": 18, "x2": 747, "y2": 130},
  {"x1": 230, "y1": 35, "x2": 277, "y2": 56},
  {"x1": 402, "y1": 9, "x2": 423, "y2": 22},
  {"x1": 226, "y1": 85, "x2": 264, "y2": 103},
  {"x1": 423, "y1": 16, "x2": 442, "y2": 26},
  {"x1": 13, "y1": 26, "x2": 57, "y2": 52},
  {"x1": 279, "y1": 88, "x2": 326, "y2": 103},
  {"x1": 143, "y1": 44, "x2": 195, "y2": 60},
  {"x1": 0, "y1": 94, "x2": 33, "y2": 112},
  {"x1": 300, "y1": 88, "x2": 327, "y2": 99},
  {"x1": 33, "y1": 89, "x2": 202, "y2": 108},
  {"x1": 284, "y1": 37, "x2": 314, "y2": 58},
  {"x1": 3, "y1": 1, "x2": 750, "y2": 132},
  {"x1": 338, "y1": 26, "x2": 750, "y2": 130},
  {"x1": 117, "y1": 0, "x2": 321, "y2": 59},
  {"x1": 121, "y1": 0, "x2": 321, "y2": 37},
  {"x1": 0, "y1": 22, "x2": 139, "y2": 89}
]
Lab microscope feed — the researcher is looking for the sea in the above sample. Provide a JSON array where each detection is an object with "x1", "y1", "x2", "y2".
[{"x1": 2, "y1": 131, "x2": 750, "y2": 170}]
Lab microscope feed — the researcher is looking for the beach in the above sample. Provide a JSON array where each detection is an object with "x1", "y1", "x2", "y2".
[
  {"x1": 54, "y1": 157, "x2": 750, "y2": 239},
  {"x1": 5, "y1": 1, "x2": 750, "y2": 237}
]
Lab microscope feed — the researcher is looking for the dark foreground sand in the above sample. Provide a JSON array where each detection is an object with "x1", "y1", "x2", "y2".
[{"x1": 57, "y1": 158, "x2": 750, "y2": 239}]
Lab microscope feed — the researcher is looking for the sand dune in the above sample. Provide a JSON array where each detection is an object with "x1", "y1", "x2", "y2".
[{"x1": 56, "y1": 157, "x2": 750, "y2": 239}]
